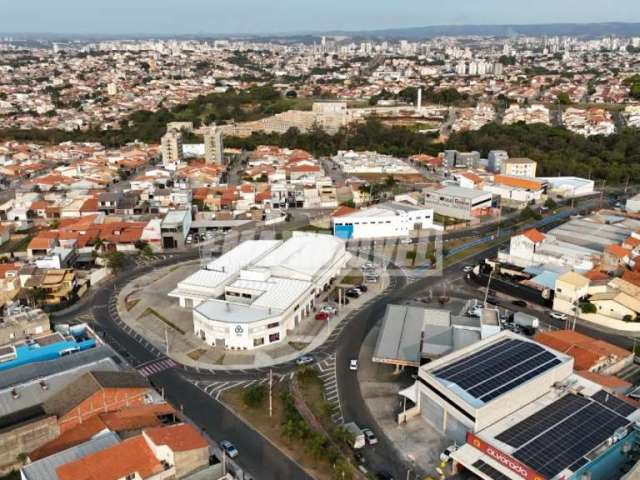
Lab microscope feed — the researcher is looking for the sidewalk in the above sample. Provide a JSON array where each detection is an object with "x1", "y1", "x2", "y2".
[{"x1": 116, "y1": 259, "x2": 390, "y2": 370}]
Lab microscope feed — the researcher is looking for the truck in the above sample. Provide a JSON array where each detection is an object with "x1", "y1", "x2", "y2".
[
  {"x1": 514, "y1": 312, "x2": 540, "y2": 334},
  {"x1": 343, "y1": 422, "x2": 366, "y2": 449}
]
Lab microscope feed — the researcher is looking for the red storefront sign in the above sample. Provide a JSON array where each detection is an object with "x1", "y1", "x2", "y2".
[{"x1": 466, "y1": 432, "x2": 546, "y2": 480}]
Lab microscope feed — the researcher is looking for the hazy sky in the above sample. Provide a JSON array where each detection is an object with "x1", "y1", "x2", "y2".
[{"x1": 2, "y1": 0, "x2": 640, "y2": 35}]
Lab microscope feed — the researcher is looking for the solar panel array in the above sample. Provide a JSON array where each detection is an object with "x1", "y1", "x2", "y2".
[
  {"x1": 496, "y1": 394, "x2": 632, "y2": 478},
  {"x1": 472, "y1": 460, "x2": 512, "y2": 480},
  {"x1": 592, "y1": 389, "x2": 637, "y2": 417},
  {"x1": 432, "y1": 338, "x2": 563, "y2": 402}
]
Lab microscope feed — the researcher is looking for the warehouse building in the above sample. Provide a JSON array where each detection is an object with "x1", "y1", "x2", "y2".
[
  {"x1": 424, "y1": 186, "x2": 494, "y2": 220},
  {"x1": 331, "y1": 201, "x2": 437, "y2": 240},
  {"x1": 401, "y1": 331, "x2": 640, "y2": 480},
  {"x1": 170, "y1": 233, "x2": 350, "y2": 350}
]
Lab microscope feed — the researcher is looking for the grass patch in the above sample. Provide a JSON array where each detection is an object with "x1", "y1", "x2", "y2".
[
  {"x1": 340, "y1": 270, "x2": 363, "y2": 286},
  {"x1": 298, "y1": 224, "x2": 330, "y2": 233},
  {"x1": 138, "y1": 307, "x2": 186, "y2": 334}
]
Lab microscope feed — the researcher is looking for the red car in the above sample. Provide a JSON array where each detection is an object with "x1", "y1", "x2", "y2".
[{"x1": 315, "y1": 312, "x2": 329, "y2": 321}]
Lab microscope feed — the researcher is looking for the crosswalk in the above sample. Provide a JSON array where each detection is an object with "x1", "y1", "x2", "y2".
[
  {"x1": 194, "y1": 372, "x2": 295, "y2": 400},
  {"x1": 317, "y1": 354, "x2": 343, "y2": 424},
  {"x1": 137, "y1": 358, "x2": 178, "y2": 377}
]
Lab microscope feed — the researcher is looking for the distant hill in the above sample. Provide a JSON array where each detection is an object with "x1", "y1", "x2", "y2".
[{"x1": 323, "y1": 22, "x2": 640, "y2": 40}]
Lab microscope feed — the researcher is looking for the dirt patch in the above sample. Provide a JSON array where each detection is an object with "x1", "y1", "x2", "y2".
[{"x1": 187, "y1": 349, "x2": 208, "y2": 361}]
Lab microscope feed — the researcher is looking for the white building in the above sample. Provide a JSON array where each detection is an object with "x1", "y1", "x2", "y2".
[
  {"x1": 626, "y1": 193, "x2": 640, "y2": 214},
  {"x1": 169, "y1": 234, "x2": 350, "y2": 350},
  {"x1": 331, "y1": 202, "x2": 437, "y2": 240},
  {"x1": 539, "y1": 177, "x2": 595, "y2": 198},
  {"x1": 499, "y1": 158, "x2": 537, "y2": 178},
  {"x1": 401, "y1": 331, "x2": 574, "y2": 443}
]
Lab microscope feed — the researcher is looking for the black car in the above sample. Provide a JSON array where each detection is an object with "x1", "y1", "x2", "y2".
[
  {"x1": 345, "y1": 289, "x2": 361, "y2": 298},
  {"x1": 376, "y1": 472, "x2": 394, "y2": 480},
  {"x1": 512, "y1": 299, "x2": 528, "y2": 307}
]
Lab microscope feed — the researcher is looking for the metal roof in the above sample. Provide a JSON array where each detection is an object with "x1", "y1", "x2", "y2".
[
  {"x1": 0, "y1": 346, "x2": 118, "y2": 390},
  {"x1": 0, "y1": 358, "x2": 119, "y2": 418},
  {"x1": 372, "y1": 305, "x2": 428, "y2": 366},
  {"x1": 21, "y1": 432, "x2": 120, "y2": 480}
]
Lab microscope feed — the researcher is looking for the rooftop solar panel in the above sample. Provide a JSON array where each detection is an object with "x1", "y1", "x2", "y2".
[
  {"x1": 509, "y1": 396, "x2": 631, "y2": 478},
  {"x1": 472, "y1": 460, "x2": 512, "y2": 480},
  {"x1": 497, "y1": 394, "x2": 591, "y2": 448},
  {"x1": 592, "y1": 390, "x2": 637, "y2": 417},
  {"x1": 432, "y1": 338, "x2": 563, "y2": 402}
]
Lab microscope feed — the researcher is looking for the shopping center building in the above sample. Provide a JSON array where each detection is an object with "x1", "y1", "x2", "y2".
[{"x1": 169, "y1": 233, "x2": 350, "y2": 350}]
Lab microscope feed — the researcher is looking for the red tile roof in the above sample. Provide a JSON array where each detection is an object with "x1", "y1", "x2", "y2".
[
  {"x1": 144, "y1": 423, "x2": 208, "y2": 452},
  {"x1": 331, "y1": 206, "x2": 358, "y2": 218},
  {"x1": 606, "y1": 244, "x2": 631, "y2": 259},
  {"x1": 521, "y1": 228, "x2": 545, "y2": 244},
  {"x1": 56, "y1": 435, "x2": 163, "y2": 480},
  {"x1": 534, "y1": 330, "x2": 632, "y2": 371}
]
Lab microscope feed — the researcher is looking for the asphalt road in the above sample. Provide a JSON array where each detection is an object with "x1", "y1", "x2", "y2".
[{"x1": 49, "y1": 196, "x2": 628, "y2": 480}]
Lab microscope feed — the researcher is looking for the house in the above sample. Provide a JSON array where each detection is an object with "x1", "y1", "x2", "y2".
[
  {"x1": 27, "y1": 237, "x2": 57, "y2": 258},
  {"x1": 553, "y1": 271, "x2": 591, "y2": 315},
  {"x1": 55, "y1": 423, "x2": 209, "y2": 480},
  {"x1": 534, "y1": 330, "x2": 633, "y2": 375},
  {"x1": 43, "y1": 371, "x2": 153, "y2": 434}
]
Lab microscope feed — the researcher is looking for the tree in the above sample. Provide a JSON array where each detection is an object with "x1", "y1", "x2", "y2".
[
  {"x1": 556, "y1": 92, "x2": 572, "y2": 105},
  {"x1": 544, "y1": 198, "x2": 558, "y2": 210},
  {"x1": 27, "y1": 287, "x2": 47, "y2": 307},
  {"x1": 134, "y1": 240, "x2": 153, "y2": 258},
  {"x1": 580, "y1": 302, "x2": 597, "y2": 314},
  {"x1": 242, "y1": 385, "x2": 266, "y2": 408},
  {"x1": 105, "y1": 251, "x2": 127, "y2": 273}
]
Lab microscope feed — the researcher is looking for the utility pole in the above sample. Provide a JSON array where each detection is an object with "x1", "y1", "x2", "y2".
[
  {"x1": 165, "y1": 327, "x2": 169, "y2": 355},
  {"x1": 483, "y1": 268, "x2": 494, "y2": 307},
  {"x1": 625, "y1": 176, "x2": 630, "y2": 194},
  {"x1": 269, "y1": 369, "x2": 273, "y2": 418}
]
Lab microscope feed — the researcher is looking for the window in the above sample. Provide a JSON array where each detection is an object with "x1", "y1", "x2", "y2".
[
  {"x1": 267, "y1": 322, "x2": 279, "y2": 329},
  {"x1": 253, "y1": 337, "x2": 265, "y2": 347},
  {"x1": 125, "y1": 475, "x2": 136, "y2": 480},
  {"x1": 269, "y1": 332, "x2": 280, "y2": 343}
]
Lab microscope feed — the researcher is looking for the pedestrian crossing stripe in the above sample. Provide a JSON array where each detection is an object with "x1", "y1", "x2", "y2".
[{"x1": 137, "y1": 358, "x2": 177, "y2": 377}]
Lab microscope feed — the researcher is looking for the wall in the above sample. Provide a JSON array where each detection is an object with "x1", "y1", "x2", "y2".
[
  {"x1": 0, "y1": 416, "x2": 59, "y2": 473},
  {"x1": 174, "y1": 447, "x2": 209, "y2": 478}
]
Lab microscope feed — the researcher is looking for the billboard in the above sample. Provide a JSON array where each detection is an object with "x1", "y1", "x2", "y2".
[{"x1": 466, "y1": 432, "x2": 546, "y2": 480}]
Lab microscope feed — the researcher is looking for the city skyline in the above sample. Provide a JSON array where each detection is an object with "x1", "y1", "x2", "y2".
[{"x1": 2, "y1": 0, "x2": 640, "y2": 35}]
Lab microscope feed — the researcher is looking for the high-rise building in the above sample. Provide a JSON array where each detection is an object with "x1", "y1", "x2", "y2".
[
  {"x1": 161, "y1": 130, "x2": 183, "y2": 168},
  {"x1": 204, "y1": 126, "x2": 224, "y2": 165}
]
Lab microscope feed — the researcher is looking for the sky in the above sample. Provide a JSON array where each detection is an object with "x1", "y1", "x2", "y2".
[{"x1": 2, "y1": 0, "x2": 640, "y2": 35}]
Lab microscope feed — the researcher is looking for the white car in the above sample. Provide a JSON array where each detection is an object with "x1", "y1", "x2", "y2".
[
  {"x1": 463, "y1": 265, "x2": 474, "y2": 273},
  {"x1": 320, "y1": 304, "x2": 337, "y2": 315},
  {"x1": 220, "y1": 440, "x2": 239, "y2": 458},
  {"x1": 349, "y1": 359, "x2": 358, "y2": 371},
  {"x1": 440, "y1": 444, "x2": 458, "y2": 463},
  {"x1": 549, "y1": 312, "x2": 568, "y2": 321}
]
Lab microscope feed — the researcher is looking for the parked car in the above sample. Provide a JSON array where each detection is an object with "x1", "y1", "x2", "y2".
[
  {"x1": 345, "y1": 289, "x2": 361, "y2": 298},
  {"x1": 356, "y1": 284, "x2": 368, "y2": 293},
  {"x1": 220, "y1": 440, "x2": 239, "y2": 458},
  {"x1": 296, "y1": 355, "x2": 314, "y2": 366},
  {"x1": 320, "y1": 304, "x2": 337, "y2": 315},
  {"x1": 315, "y1": 312, "x2": 329, "y2": 321},
  {"x1": 375, "y1": 472, "x2": 394, "y2": 480},
  {"x1": 463, "y1": 265, "x2": 474, "y2": 273},
  {"x1": 512, "y1": 299, "x2": 528, "y2": 308},
  {"x1": 549, "y1": 311, "x2": 568, "y2": 320},
  {"x1": 362, "y1": 262, "x2": 375, "y2": 270},
  {"x1": 349, "y1": 359, "x2": 358, "y2": 371},
  {"x1": 362, "y1": 428, "x2": 378, "y2": 445}
]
